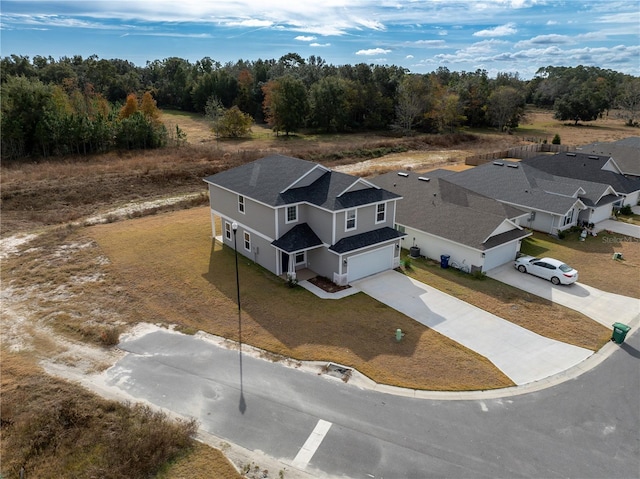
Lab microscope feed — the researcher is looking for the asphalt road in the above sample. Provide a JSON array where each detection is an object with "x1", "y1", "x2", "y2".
[{"x1": 106, "y1": 327, "x2": 640, "y2": 479}]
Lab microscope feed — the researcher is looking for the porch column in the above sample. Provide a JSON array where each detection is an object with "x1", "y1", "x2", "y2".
[
  {"x1": 288, "y1": 253, "x2": 296, "y2": 280},
  {"x1": 210, "y1": 210, "x2": 217, "y2": 239}
]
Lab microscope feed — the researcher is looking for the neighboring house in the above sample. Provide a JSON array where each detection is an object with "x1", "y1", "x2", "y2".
[
  {"x1": 203, "y1": 154, "x2": 405, "y2": 285},
  {"x1": 372, "y1": 171, "x2": 532, "y2": 272},
  {"x1": 577, "y1": 138, "x2": 640, "y2": 179},
  {"x1": 439, "y1": 160, "x2": 598, "y2": 235},
  {"x1": 522, "y1": 151, "x2": 640, "y2": 214}
]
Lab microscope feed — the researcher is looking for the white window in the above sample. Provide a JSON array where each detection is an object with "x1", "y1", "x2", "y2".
[
  {"x1": 243, "y1": 232, "x2": 251, "y2": 251},
  {"x1": 295, "y1": 252, "x2": 305, "y2": 264},
  {"x1": 563, "y1": 209, "x2": 574, "y2": 226},
  {"x1": 346, "y1": 209, "x2": 357, "y2": 231},
  {"x1": 225, "y1": 221, "x2": 232, "y2": 240},
  {"x1": 238, "y1": 195, "x2": 245, "y2": 214},
  {"x1": 286, "y1": 205, "x2": 298, "y2": 223},
  {"x1": 376, "y1": 203, "x2": 386, "y2": 223}
]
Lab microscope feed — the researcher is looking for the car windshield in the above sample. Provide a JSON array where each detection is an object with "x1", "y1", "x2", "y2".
[{"x1": 558, "y1": 263, "x2": 573, "y2": 272}]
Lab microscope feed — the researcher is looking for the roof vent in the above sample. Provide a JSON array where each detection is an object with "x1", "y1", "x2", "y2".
[
  {"x1": 493, "y1": 161, "x2": 504, "y2": 166},
  {"x1": 567, "y1": 152, "x2": 576, "y2": 157},
  {"x1": 588, "y1": 155, "x2": 599, "y2": 160},
  {"x1": 507, "y1": 164, "x2": 519, "y2": 168},
  {"x1": 418, "y1": 177, "x2": 430, "y2": 182},
  {"x1": 397, "y1": 172, "x2": 409, "y2": 177}
]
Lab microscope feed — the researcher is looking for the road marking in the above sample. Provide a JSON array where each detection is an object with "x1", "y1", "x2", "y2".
[
  {"x1": 480, "y1": 401, "x2": 488, "y2": 412},
  {"x1": 291, "y1": 419, "x2": 332, "y2": 470}
]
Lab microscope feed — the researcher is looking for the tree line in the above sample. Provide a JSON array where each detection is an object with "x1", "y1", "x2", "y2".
[{"x1": 2, "y1": 53, "x2": 639, "y2": 160}]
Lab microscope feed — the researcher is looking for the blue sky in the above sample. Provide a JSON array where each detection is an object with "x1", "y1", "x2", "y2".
[{"x1": 1, "y1": 0, "x2": 639, "y2": 78}]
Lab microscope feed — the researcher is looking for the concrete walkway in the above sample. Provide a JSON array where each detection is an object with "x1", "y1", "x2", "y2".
[
  {"x1": 487, "y1": 264, "x2": 640, "y2": 327},
  {"x1": 595, "y1": 219, "x2": 640, "y2": 239},
  {"x1": 352, "y1": 270, "x2": 592, "y2": 386}
]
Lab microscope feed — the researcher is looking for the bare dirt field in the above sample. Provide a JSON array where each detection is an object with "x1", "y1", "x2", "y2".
[{"x1": 1, "y1": 108, "x2": 636, "y2": 478}]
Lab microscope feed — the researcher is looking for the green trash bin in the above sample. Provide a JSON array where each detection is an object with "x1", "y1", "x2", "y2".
[{"x1": 611, "y1": 322, "x2": 631, "y2": 344}]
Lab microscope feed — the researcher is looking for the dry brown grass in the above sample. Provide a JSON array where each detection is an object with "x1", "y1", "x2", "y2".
[
  {"x1": 0, "y1": 350, "x2": 225, "y2": 479},
  {"x1": 157, "y1": 442, "x2": 241, "y2": 479},
  {"x1": 516, "y1": 108, "x2": 638, "y2": 146},
  {"x1": 87, "y1": 207, "x2": 513, "y2": 391}
]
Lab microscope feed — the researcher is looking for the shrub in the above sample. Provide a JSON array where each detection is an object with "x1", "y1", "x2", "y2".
[
  {"x1": 619, "y1": 204, "x2": 633, "y2": 216},
  {"x1": 552, "y1": 134, "x2": 561, "y2": 145}
]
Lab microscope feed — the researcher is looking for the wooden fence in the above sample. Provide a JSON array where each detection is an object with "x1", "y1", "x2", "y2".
[{"x1": 465, "y1": 143, "x2": 569, "y2": 166}]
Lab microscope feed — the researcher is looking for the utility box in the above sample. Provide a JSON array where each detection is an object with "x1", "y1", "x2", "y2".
[{"x1": 611, "y1": 322, "x2": 631, "y2": 344}]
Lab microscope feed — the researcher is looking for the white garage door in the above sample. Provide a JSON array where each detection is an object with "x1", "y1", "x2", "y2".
[
  {"x1": 483, "y1": 243, "x2": 519, "y2": 272},
  {"x1": 347, "y1": 245, "x2": 394, "y2": 282}
]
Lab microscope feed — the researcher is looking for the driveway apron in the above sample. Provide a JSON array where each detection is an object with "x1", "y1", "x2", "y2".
[
  {"x1": 595, "y1": 219, "x2": 640, "y2": 239},
  {"x1": 353, "y1": 270, "x2": 592, "y2": 386},
  {"x1": 487, "y1": 264, "x2": 640, "y2": 327}
]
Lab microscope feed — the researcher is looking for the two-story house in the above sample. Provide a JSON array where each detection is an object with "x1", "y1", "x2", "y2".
[{"x1": 204, "y1": 154, "x2": 405, "y2": 285}]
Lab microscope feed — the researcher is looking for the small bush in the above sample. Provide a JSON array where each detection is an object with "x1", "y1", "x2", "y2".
[
  {"x1": 552, "y1": 134, "x2": 561, "y2": 145},
  {"x1": 619, "y1": 204, "x2": 633, "y2": 216},
  {"x1": 557, "y1": 230, "x2": 566, "y2": 240},
  {"x1": 100, "y1": 326, "x2": 121, "y2": 346}
]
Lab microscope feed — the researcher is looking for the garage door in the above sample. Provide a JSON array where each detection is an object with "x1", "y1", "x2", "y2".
[
  {"x1": 347, "y1": 245, "x2": 394, "y2": 282},
  {"x1": 483, "y1": 243, "x2": 518, "y2": 272}
]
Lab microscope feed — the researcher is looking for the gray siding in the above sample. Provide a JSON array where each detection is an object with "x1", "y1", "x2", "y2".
[
  {"x1": 306, "y1": 206, "x2": 334, "y2": 244},
  {"x1": 307, "y1": 247, "x2": 339, "y2": 279},
  {"x1": 222, "y1": 219, "x2": 277, "y2": 274},
  {"x1": 334, "y1": 202, "x2": 394, "y2": 243},
  {"x1": 210, "y1": 184, "x2": 276, "y2": 238}
]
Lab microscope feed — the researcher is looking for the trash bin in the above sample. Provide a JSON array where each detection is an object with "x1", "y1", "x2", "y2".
[
  {"x1": 611, "y1": 322, "x2": 631, "y2": 344},
  {"x1": 440, "y1": 254, "x2": 450, "y2": 269}
]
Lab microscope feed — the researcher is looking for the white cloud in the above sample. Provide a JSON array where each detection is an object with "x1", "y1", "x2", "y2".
[
  {"x1": 295, "y1": 35, "x2": 316, "y2": 42},
  {"x1": 414, "y1": 39, "x2": 446, "y2": 47},
  {"x1": 546, "y1": 20, "x2": 559, "y2": 25},
  {"x1": 310, "y1": 42, "x2": 331, "y2": 47},
  {"x1": 406, "y1": 54, "x2": 414, "y2": 59},
  {"x1": 356, "y1": 48, "x2": 391, "y2": 56},
  {"x1": 473, "y1": 22, "x2": 517, "y2": 37},
  {"x1": 515, "y1": 34, "x2": 574, "y2": 48},
  {"x1": 224, "y1": 19, "x2": 273, "y2": 28}
]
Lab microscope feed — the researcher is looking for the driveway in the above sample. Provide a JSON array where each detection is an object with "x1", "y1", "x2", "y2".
[
  {"x1": 595, "y1": 219, "x2": 640, "y2": 239},
  {"x1": 487, "y1": 264, "x2": 640, "y2": 327},
  {"x1": 353, "y1": 270, "x2": 592, "y2": 386}
]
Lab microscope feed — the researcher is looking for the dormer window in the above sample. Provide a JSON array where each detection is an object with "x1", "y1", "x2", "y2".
[
  {"x1": 286, "y1": 205, "x2": 298, "y2": 223},
  {"x1": 346, "y1": 209, "x2": 357, "y2": 231},
  {"x1": 238, "y1": 195, "x2": 245, "y2": 214},
  {"x1": 376, "y1": 203, "x2": 386, "y2": 223}
]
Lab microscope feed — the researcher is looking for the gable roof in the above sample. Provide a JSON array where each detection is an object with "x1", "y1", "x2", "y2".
[
  {"x1": 271, "y1": 223, "x2": 323, "y2": 253},
  {"x1": 577, "y1": 140, "x2": 640, "y2": 177},
  {"x1": 441, "y1": 160, "x2": 586, "y2": 215},
  {"x1": 523, "y1": 151, "x2": 640, "y2": 195},
  {"x1": 371, "y1": 171, "x2": 530, "y2": 251},
  {"x1": 204, "y1": 154, "x2": 401, "y2": 210}
]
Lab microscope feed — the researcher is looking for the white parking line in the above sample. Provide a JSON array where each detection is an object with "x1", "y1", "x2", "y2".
[{"x1": 291, "y1": 419, "x2": 332, "y2": 470}]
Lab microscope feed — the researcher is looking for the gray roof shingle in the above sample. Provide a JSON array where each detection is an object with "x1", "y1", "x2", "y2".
[
  {"x1": 440, "y1": 161, "x2": 584, "y2": 215},
  {"x1": 371, "y1": 171, "x2": 530, "y2": 251},
  {"x1": 271, "y1": 223, "x2": 323, "y2": 253},
  {"x1": 204, "y1": 154, "x2": 401, "y2": 210},
  {"x1": 523, "y1": 151, "x2": 640, "y2": 194},
  {"x1": 329, "y1": 227, "x2": 405, "y2": 254}
]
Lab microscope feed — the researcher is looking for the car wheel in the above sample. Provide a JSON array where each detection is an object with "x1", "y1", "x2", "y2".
[
  {"x1": 518, "y1": 265, "x2": 526, "y2": 273},
  {"x1": 551, "y1": 276, "x2": 560, "y2": 285}
]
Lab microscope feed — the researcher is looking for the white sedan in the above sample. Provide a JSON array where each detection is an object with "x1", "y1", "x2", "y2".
[{"x1": 514, "y1": 256, "x2": 579, "y2": 285}]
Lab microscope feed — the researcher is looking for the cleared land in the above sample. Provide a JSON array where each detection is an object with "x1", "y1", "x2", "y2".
[{"x1": 1, "y1": 108, "x2": 636, "y2": 477}]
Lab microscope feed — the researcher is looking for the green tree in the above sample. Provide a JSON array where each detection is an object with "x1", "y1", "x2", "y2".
[
  {"x1": 616, "y1": 77, "x2": 640, "y2": 126},
  {"x1": 215, "y1": 106, "x2": 253, "y2": 138},
  {"x1": 553, "y1": 83, "x2": 608, "y2": 125},
  {"x1": 487, "y1": 86, "x2": 525, "y2": 132},
  {"x1": 262, "y1": 76, "x2": 308, "y2": 136},
  {"x1": 308, "y1": 76, "x2": 352, "y2": 132}
]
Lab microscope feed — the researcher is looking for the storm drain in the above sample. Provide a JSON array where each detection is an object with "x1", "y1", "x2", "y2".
[{"x1": 323, "y1": 362, "x2": 353, "y2": 382}]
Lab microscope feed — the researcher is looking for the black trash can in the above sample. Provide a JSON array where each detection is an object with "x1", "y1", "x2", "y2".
[
  {"x1": 611, "y1": 322, "x2": 631, "y2": 344},
  {"x1": 440, "y1": 254, "x2": 450, "y2": 269}
]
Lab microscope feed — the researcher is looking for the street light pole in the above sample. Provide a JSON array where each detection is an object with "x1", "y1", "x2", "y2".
[{"x1": 231, "y1": 221, "x2": 241, "y2": 346}]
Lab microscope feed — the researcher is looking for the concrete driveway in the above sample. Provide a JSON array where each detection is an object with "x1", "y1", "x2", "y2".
[
  {"x1": 487, "y1": 264, "x2": 640, "y2": 327},
  {"x1": 353, "y1": 270, "x2": 592, "y2": 386},
  {"x1": 595, "y1": 219, "x2": 640, "y2": 239}
]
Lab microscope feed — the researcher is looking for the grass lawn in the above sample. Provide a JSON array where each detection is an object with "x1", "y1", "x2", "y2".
[
  {"x1": 519, "y1": 230, "x2": 640, "y2": 299},
  {"x1": 89, "y1": 207, "x2": 513, "y2": 391}
]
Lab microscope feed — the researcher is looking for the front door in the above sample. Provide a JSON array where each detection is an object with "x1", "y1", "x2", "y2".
[{"x1": 282, "y1": 251, "x2": 289, "y2": 274}]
